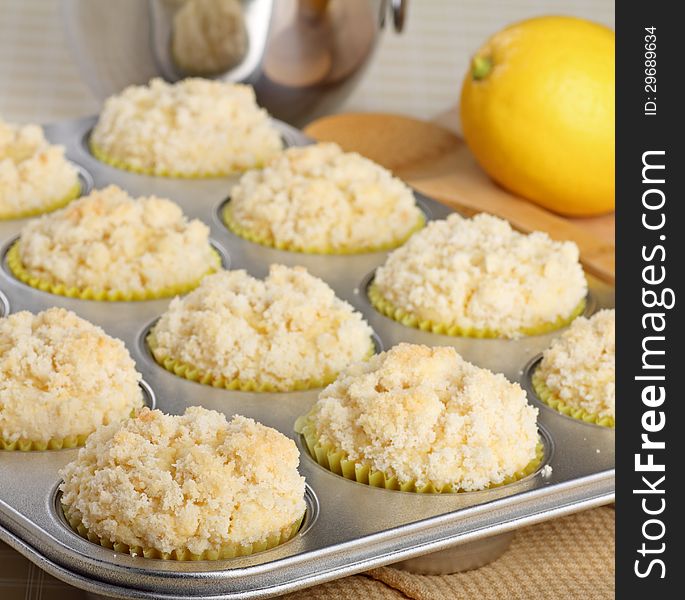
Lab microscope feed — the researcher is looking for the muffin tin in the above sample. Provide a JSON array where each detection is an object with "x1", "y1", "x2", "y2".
[{"x1": 0, "y1": 116, "x2": 615, "y2": 599}]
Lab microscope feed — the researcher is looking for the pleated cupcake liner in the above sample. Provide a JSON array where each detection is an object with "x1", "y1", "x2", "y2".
[
  {"x1": 62, "y1": 506, "x2": 304, "y2": 561},
  {"x1": 294, "y1": 417, "x2": 544, "y2": 493},
  {"x1": 90, "y1": 142, "x2": 268, "y2": 178},
  {"x1": 222, "y1": 204, "x2": 426, "y2": 255},
  {"x1": 0, "y1": 433, "x2": 88, "y2": 452},
  {"x1": 1, "y1": 403, "x2": 145, "y2": 452},
  {"x1": 6, "y1": 241, "x2": 221, "y2": 301},
  {"x1": 531, "y1": 369, "x2": 615, "y2": 428},
  {"x1": 147, "y1": 333, "x2": 376, "y2": 393},
  {"x1": 368, "y1": 283, "x2": 586, "y2": 339},
  {"x1": 0, "y1": 181, "x2": 81, "y2": 221}
]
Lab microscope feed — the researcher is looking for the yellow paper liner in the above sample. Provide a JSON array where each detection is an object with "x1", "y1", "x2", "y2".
[
  {"x1": 6, "y1": 241, "x2": 221, "y2": 301},
  {"x1": 0, "y1": 181, "x2": 81, "y2": 221},
  {"x1": 147, "y1": 333, "x2": 376, "y2": 392},
  {"x1": 222, "y1": 204, "x2": 426, "y2": 255},
  {"x1": 531, "y1": 368, "x2": 615, "y2": 428},
  {"x1": 368, "y1": 283, "x2": 587, "y2": 339},
  {"x1": 1, "y1": 403, "x2": 145, "y2": 452},
  {"x1": 294, "y1": 417, "x2": 544, "y2": 493},
  {"x1": 62, "y1": 506, "x2": 304, "y2": 561},
  {"x1": 0, "y1": 433, "x2": 88, "y2": 452},
  {"x1": 90, "y1": 141, "x2": 267, "y2": 178}
]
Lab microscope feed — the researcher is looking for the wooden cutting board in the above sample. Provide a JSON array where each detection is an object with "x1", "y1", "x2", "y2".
[{"x1": 304, "y1": 113, "x2": 615, "y2": 284}]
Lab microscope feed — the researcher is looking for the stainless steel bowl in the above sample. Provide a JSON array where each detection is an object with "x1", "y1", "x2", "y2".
[{"x1": 61, "y1": 0, "x2": 407, "y2": 126}]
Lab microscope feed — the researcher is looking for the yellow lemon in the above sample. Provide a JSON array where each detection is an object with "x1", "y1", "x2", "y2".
[{"x1": 460, "y1": 16, "x2": 615, "y2": 216}]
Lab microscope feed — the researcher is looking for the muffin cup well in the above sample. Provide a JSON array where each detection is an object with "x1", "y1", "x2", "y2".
[
  {"x1": 367, "y1": 282, "x2": 587, "y2": 339},
  {"x1": 531, "y1": 368, "x2": 615, "y2": 428},
  {"x1": 6, "y1": 241, "x2": 221, "y2": 301},
  {"x1": 61, "y1": 505, "x2": 304, "y2": 561},
  {"x1": 294, "y1": 417, "x2": 544, "y2": 493},
  {"x1": 0, "y1": 181, "x2": 81, "y2": 221},
  {"x1": 90, "y1": 141, "x2": 267, "y2": 179},
  {"x1": 222, "y1": 203, "x2": 426, "y2": 255},
  {"x1": 146, "y1": 333, "x2": 376, "y2": 393}
]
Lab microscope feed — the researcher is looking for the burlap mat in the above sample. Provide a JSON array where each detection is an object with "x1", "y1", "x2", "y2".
[{"x1": 0, "y1": 507, "x2": 614, "y2": 599}]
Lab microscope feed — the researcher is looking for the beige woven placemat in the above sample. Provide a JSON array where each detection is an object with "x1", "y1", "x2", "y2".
[{"x1": 0, "y1": 506, "x2": 614, "y2": 599}]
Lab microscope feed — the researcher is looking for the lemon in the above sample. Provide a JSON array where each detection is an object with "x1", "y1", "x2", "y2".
[{"x1": 460, "y1": 16, "x2": 615, "y2": 216}]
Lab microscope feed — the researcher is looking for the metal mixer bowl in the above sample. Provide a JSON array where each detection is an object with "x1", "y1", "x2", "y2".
[{"x1": 61, "y1": 0, "x2": 407, "y2": 125}]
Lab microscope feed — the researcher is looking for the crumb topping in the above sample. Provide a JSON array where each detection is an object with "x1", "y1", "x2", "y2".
[
  {"x1": 17, "y1": 185, "x2": 216, "y2": 294},
  {"x1": 0, "y1": 117, "x2": 79, "y2": 217},
  {"x1": 229, "y1": 143, "x2": 423, "y2": 251},
  {"x1": 90, "y1": 78, "x2": 282, "y2": 175},
  {"x1": 373, "y1": 213, "x2": 587, "y2": 337},
  {"x1": 59, "y1": 407, "x2": 306, "y2": 555},
  {"x1": 0, "y1": 308, "x2": 142, "y2": 444},
  {"x1": 304, "y1": 343, "x2": 539, "y2": 490},
  {"x1": 537, "y1": 309, "x2": 615, "y2": 418},
  {"x1": 150, "y1": 265, "x2": 374, "y2": 389}
]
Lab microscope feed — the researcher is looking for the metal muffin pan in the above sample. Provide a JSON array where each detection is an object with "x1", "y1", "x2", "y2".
[{"x1": 0, "y1": 116, "x2": 615, "y2": 599}]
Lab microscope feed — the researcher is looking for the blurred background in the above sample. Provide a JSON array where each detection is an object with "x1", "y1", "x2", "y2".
[{"x1": 0, "y1": 0, "x2": 613, "y2": 125}]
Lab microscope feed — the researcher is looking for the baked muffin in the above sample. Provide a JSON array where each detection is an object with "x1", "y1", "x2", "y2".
[
  {"x1": 148, "y1": 265, "x2": 374, "y2": 391},
  {"x1": 90, "y1": 78, "x2": 282, "y2": 177},
  {"x1": 295, "y1": 343, "x2": 541, "y2": 492},
  {"x1": 60, "y1": 407, "x2": 306, "y2": 560},
  {"x1": 8, "y1": 185, "x2": 219, "y2": 300},
  {"x1": 370, "y1": 213, "x2": 587, "y2": 338},
  {"x1": 0, "y1": 117, "x2": 80, "y2": 219},
  {"x1": 533, "y1": 309, "x2": 615, "y2": 427},
  {"x1": 0, "y1": 308, "x2": 143, "y2": 451},
  {"x1": 224, "y1": 143, "x2": 424, "y2": 253}
]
